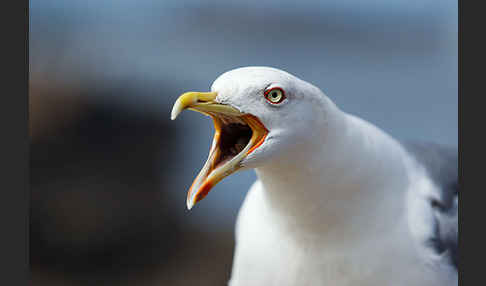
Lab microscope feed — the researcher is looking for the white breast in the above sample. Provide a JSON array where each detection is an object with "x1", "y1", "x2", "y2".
[{"x1": 229, "y1": 177, "x2": 455, "y2": 286}]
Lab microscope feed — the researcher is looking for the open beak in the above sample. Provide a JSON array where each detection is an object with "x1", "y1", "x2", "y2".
[{"x1": 171, "y1": 92, "x2": 268, "y2": 210}]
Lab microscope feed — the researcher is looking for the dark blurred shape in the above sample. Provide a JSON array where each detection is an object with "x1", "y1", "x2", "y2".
[
  {"x1": 30, "y1": 81, "x2": 233, "y2": 285},
  {"x1": 30, "y1": 80, "x2": 178, "y2": 275},
  {"x1": 29, "y1": 81, "x2": 86, "y2": 140}
]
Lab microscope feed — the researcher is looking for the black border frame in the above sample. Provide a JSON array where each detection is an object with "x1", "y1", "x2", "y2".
[{"x1": 1, "y1": 0, "x2": 29, "y2": 284}]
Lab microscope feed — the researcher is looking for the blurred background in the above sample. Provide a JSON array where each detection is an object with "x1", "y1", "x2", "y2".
[{"x1": 29, "y1": 0, "x2": 457, "y2": 285}]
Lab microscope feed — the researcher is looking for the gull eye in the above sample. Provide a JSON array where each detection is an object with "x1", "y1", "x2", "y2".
[{"x1": 264, "y1": 88, "x2": 286, "y2": 104}]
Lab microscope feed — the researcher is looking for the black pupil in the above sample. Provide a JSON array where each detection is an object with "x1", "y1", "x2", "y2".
[{"x1": 272, "y1": 92, "x2": 278, "y2": 98}]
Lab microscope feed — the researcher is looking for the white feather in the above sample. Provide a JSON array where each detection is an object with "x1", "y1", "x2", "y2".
[{"x1": 207, "y1": 67, "x2": 457, "y2": 286}]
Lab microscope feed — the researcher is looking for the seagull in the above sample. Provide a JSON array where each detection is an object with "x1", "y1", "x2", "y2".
[{"x1": 171, "y1": 66, "x2": 458, "y2": 286}]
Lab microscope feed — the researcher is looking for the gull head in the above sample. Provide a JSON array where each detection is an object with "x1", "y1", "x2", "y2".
[{"x1": 171, "y1": 66, "x2": 337, "y2": 209}]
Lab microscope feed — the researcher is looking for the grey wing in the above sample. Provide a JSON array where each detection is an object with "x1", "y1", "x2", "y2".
[{"x1": 403, "y1": 142, "x2": 458, "y2": 270}]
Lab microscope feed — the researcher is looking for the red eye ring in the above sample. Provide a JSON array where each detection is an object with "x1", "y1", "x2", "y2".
[{"x1": 264, "y1": 87, "x2": 286, "y2": 104}]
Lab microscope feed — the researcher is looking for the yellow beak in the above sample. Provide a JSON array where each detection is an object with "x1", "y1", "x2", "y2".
[
  {"x1": 171, "y1": 92, "x2": 242, "y2": 120},
  {"x1": 171, "y1": 91, "x2": 268, "y2": 209}
]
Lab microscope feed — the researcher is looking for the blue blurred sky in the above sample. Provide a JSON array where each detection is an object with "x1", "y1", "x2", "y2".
[{"x1": 30, "y1": 0, "x2": 457, "y2": 230}]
